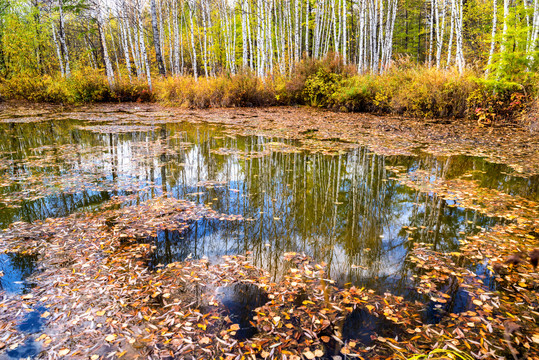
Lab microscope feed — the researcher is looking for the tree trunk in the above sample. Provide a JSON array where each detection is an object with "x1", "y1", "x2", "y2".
[
  {"x1": 150, "y1": 0, "x2": 166, "y2": 76},
  {"x1": 51, "y1": 22, "x2": 65, "y2": 76},
  {"x1": 97, "y1": 1, "x2": 115, "y2": 88},
  {"x1": 188, "y1": 0, "x2": 198, "y2": 80},
  {"x1": 485, "y1": 0, "x2": 498, "y2": 75},
  {"x1": 137, "y1": 4, "x2": 152, "y2": 90},
  {"x1": 58, "y1": 0, "x2": 70, "y2": 77}
]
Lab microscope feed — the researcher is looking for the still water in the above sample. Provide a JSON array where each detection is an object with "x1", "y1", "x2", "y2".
[{"x1": 0, "y1": 115, "x2": 537, "y2": 298}]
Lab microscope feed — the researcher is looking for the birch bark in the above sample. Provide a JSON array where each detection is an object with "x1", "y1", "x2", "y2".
[{"x1": 150, "y1": 0, "x2": 166, "y2": 76}]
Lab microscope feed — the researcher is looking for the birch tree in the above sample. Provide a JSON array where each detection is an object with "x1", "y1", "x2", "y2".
[
  {"x1": 58, "y1": 0, "x2": 70, "y2": 77},
  {"x1": 95, "y1": 0, "x2": 115, "y2": 88},
  {"x1": 150, "y1": 0, "x2": 166, "y2": 76},
  {"x1": 485, "y1": 0, "x2": 498, "y2": 75}
]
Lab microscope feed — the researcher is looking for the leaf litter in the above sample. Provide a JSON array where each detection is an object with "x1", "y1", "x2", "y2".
[{"x1": 0, "y1": 103, "x2": 538, "y2": 359}]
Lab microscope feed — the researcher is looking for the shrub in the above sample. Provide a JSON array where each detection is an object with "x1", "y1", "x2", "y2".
[
  {"x1": 303, "y1": 68, "x2": 342, "y2": 107},
  {"x1": 467, "y1": 78, "x2": 527, "y2": 123},
  {"x1": 68, "y1": 69, "x2": 112, "y2": 103},
  {"x1": 389, "y1": 66, "x2": 477, "y2": 118},
  {"x1": 113, "y1": 78, "x2": 153, "y2": 102},
  {"x1": 280, "y1": 54, "x2": 355, "y2": 105},
  {"x1": 0, "y1": 74, "x2": 49, "y2": 102},
  {"x1": 329, "y1": 75, "x2": 378, "y2": 112},
  {"x1": 155, "y1": 71, "x2": 275, "y2": 108}
]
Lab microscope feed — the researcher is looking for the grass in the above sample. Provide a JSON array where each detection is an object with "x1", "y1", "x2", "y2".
[{"x1": 405, "y1": 348, "x2": 474, "y2": 360}]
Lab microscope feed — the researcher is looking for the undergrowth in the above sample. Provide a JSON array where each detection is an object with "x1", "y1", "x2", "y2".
[{"x1": 0, "y1": 58, "x2": 536, "y2": 122}]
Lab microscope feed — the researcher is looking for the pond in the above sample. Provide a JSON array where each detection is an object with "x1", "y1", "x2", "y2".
[{"x1": 1, "y1": 111, "x2": 536, "y2": 302}]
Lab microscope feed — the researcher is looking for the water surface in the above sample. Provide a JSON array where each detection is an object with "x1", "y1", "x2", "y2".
[{"x1": 0, "y1": 114, "x2": 536, "y2": 299}]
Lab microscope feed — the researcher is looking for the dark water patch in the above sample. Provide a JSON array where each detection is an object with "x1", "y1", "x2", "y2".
[
  {"x1": 0, "y1": 253, "x2": 38, "y2": 295},
  {"x1": 0, "y1": 306, "x2": 46, "y2": 360},
  {"x1": 422, "y1": 278, "x2": 473, "y2": 325},
  {"x1": 147, "y1": 218, "x2": 242, "y2": 268},
  {"x1": 341, "y1": 307, "x2": 401, "y2": 346},
  {"x1": 18, "y1": 306, "x2": 46, "y2": 334},
  {"x1": 217, "y1": 283, "x2": 269, "y2": 340},
  {"x1": 2, "y1": 340, "x2": 41, "y2": 360}
]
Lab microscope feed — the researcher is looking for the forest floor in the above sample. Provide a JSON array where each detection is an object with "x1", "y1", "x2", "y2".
[{"x1": 0, "y1": 101, "x2": 538, "y2": 360}]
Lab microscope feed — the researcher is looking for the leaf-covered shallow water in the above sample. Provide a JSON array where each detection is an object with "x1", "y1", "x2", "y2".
[
  {"x1": 0, "y1": 110, "x2": 538, "y2": 359},
  {"x1": 0, "y1": 116, "x2": 536, "y2": 297}
]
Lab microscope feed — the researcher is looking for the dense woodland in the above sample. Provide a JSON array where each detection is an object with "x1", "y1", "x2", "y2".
[{"x1": 0, "y1": 0, "x2": 537, "y2": 118}]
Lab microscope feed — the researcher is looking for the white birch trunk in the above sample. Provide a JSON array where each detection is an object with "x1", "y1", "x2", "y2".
[
  {"x1": 150, "y1": 0, "x2": 166, "y2": 76},
  {"x1": 58, "y1": 0, "x2": 70, "y2": 77},
  {"x1": 188, "y1": 0, "x2": 198, "y2": 80},
  {"x1": 486, "y1": 0, "x2": 498, "y2": 75},
  {"x1": 342, "y1": 0, "x2": 347, "y2": 63},
  {"x1": 447, "y1": 0, "x2": 455, "y2": 66},
  {"x1": 137, "y1": 3, "x2": 152, "y2": 90},
  {"x1": 119, "y1": 19, "x2": 132, "y2": 82},
  {"x1": 97, "y1": 1, "x2": 115, "y2": 88},
  {"x1": 51, "y1": 22, "x2": 65, "y2": 76}
]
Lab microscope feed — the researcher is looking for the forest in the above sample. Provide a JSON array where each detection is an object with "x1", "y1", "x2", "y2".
[{"x1": 0, "y1": 0, "x2": 537, "y2": 119}]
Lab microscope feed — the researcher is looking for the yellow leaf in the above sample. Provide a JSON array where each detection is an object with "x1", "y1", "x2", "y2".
[
  {"x1": 96, "y1": 310, "x2": 106, "y2": 316},
  {"x1": 230, "y1": 324, "x2": 240, "y2": 331},
  {"x1": 105, "y1": 334, "x2": 117, "y2": 342},
  {"x1": 91, "y1": 355, "x2": 100, "y2": 360},
  {"x1": 41, "y1": 311, "x2": 50, "y2": 318},
  {"x1": 314, "y1": 349, "x2": 324, "y2": 357},
  {"x1": 21, "y1": 294, "x2": 33, "y2": 300},
  {"x1": 58, "y1": 348, "x2": 70, "y2": 356}
]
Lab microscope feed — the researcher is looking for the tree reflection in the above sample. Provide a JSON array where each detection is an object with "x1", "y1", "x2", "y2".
[{"x1": 0, "y1": 117, "x2": 532, "y2": 298}]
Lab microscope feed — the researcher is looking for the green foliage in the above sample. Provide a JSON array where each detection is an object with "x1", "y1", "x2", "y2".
[
  {"x1": 312, "y1": 63, "x2": 478, "y2": 118},
  {"x1": 329, "y1": 75, "x2": 378, "y2": 112},
  {"x1": 467, "y1": 77, "x2": 529, "y2": 123},
  {"x1": 303, "y1": 68, "x2": 342, "y2": 107},
  {"x1": 279, "y1": 55, "x2": 355, "y2": 105}
]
